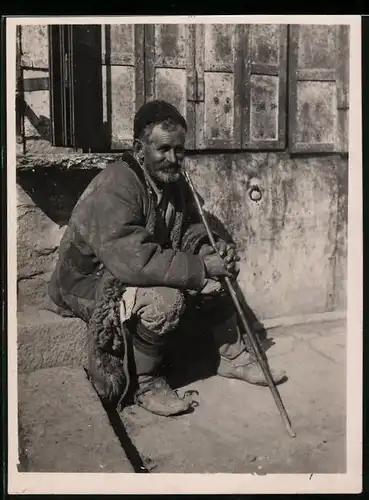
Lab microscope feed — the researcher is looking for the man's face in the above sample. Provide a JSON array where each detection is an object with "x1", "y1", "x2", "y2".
[{"x1": 138, "y1": 122, "x2": 186, "y2": 184}]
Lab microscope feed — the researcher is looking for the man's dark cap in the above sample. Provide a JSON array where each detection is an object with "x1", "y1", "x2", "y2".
[{"x1": 133, "y1": 99, "x2": 187, "y2": 140}]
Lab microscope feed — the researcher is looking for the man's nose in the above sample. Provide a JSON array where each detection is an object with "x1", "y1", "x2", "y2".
[{"x1": 167, "y1": 149, "x2": 176, "y2": 164}]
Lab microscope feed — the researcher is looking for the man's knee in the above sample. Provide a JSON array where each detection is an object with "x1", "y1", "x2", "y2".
[{"x1": 134, "y1": 287, "x2": 186, "y2": 335}]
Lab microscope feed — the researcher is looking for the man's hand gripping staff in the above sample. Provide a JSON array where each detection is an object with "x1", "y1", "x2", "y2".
[
  {"x1": 200, "y1": 240, "x2": 240, "y2": 280},
  {"x1": 181, "y1": 162, "x2": 296, "y2": 439}
]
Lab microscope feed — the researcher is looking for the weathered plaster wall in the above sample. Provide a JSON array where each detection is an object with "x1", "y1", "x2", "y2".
[
  {"x1": 16, "y1": 151, "x2": 347, "y2": 321},
  {"x1": 186, "y1": 152, "x2": 347, "y2": 318}
]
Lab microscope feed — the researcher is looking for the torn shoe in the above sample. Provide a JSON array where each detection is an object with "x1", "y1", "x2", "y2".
[
  {"x1": 134, "y1": 375, "x2": 191, "y2": 416},
  {"x1": 217, "y1": 351, "x2": 287, "y2": 386}
]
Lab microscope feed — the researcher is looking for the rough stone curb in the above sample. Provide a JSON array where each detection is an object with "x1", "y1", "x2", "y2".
[
  {"x1": 18, "y1": 366, "x2": 134, "y2": 472},
  {"x1": 18, "y1": 307, "x2": 88, "y2": 373},
  {"x1": 17, "y1": 153, "x2": 122, "y2": 171}
]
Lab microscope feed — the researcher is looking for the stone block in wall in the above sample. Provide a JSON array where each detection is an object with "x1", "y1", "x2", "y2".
[
  {"x1": 16, "y1": 155, "x2": 118, "y2": 310},
  {"x1": 17, "y1": 184, "x2": 66, "y2": 310},
  {"x1": 18, "y1": 272, "x2": 54, "y2": 311}
]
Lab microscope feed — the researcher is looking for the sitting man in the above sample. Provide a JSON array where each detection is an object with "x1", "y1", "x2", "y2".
[{"x1": 49, "y1": 99, "x2": 286, "y2": 417}]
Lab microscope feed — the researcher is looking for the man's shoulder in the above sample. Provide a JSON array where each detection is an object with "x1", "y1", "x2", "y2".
[
  {"x1": 103, "y1": 156, "x2": 145, "y2": 185},
  {"x1": 86, "y1": 156, "x2": 146, "y2": 198},
  {"x1": 71, "y1": 156, "x2": 145, "y2": 215}
]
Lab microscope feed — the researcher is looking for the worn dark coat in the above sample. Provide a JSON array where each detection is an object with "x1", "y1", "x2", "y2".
[
  {"x1": 49, "y1": 152, "x2": 218, "y2": 323},
  {"x1": 48, "y1": 152, "x2": 226, "y2": 407}
]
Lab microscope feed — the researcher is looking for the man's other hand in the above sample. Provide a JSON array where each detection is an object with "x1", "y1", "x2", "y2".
[
  {"x1": 200, "y1": 278, "x2": 223, "y2": 295},
  {"x1": 203, "y1": 253, "x2": 233, "y2": 279},
  {"x1": 200, "y1": 240, "x2": 240, "y2": 278}
]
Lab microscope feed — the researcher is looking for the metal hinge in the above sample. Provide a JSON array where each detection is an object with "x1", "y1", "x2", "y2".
[
  {"x1": 196, "y1": 70, "x2": 204, "y2": 102},
  {"x1": 187, "y1": 69, "x2": 204, "y2": 103}
]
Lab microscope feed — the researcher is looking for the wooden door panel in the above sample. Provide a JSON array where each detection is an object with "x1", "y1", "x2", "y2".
[
  {"x1": 288, "y1": 24, "x2": 349, "y2": 153},
  {"x1": 144, "y1": 24, "x2": 196, "y2": 149},
  {"x1": 154, "y1": 68, "x2": 188, "y2": 118},
  {"x1": 106, "y1": 66, "x2": 136, "y2": 146},
  {"x1": 243, "y1": 24, "x2": 287, "y2": 149},
  {"x1": 195, "y1": 24, "x2": 243, "y2": 149},
  {"x1": 249, "y1": 74, "x2": 279, "y2": 142},
  {"x1": 203, "y1": 72, "x2": 235, "y2": 145},
  {"x1": 295, "y1": 81, "x2": 337, "y2": 146},
  {"x1": 103, "y1": 24, "x2": 144, "y2": 149}
]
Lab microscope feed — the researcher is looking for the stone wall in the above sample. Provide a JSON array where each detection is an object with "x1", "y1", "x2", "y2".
[{"x1": 16, "y1": 151, "x2": 348, "y2": 321}]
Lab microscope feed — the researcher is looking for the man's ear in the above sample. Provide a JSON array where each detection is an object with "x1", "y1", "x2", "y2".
[{"x1": 133, "y1": 138, "x2": 144, "y2": 159}]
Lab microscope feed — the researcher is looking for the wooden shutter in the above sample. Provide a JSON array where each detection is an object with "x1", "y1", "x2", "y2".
[
  {"x1": 49, "y1": 25, "x2": 104, "y2": 150},
  {"x1": 288, "y1": 24, "x2": 347, "y2": 153},
  {"x1": 195, "y1": 24, "x2": 243, "y2": 149},
  {"x1": 144, "y1": 24, "x2": 196, "y2": 149},
  {"x1": 102, "y1": 24, "x2": 145, "y2": 149},
  {"x1": 243, "y1": 24, "x2": 287, "y2": 149}
]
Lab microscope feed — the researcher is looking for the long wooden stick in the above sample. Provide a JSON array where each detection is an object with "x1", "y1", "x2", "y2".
[{"x1": 182, "y1": 167, "x2": 296, "y2": 439}]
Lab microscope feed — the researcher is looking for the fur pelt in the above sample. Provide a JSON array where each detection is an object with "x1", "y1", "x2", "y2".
[{"x1": 85, "y1": 274, "x2": 130, "y2": 408}]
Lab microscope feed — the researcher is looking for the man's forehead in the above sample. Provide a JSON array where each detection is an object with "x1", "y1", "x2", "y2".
[{"x1": 149, "y1": 123, "x2": 186, "y2": 145}]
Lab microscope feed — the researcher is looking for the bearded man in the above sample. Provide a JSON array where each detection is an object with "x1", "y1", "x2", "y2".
[{"x1": 49, "y1": 99, "x2": 286, "y2": 417}]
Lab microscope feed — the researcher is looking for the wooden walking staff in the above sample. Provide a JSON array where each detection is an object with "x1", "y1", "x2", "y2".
[{"x1": 182, "y1": 165, "x2": 296, "y2": 439}]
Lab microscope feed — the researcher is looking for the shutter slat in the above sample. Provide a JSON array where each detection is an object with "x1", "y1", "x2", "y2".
[
  {"x1": 296, "y1": 69, "x2": 337, "y2": 81},
  {"x1": 251, "y1": 63, "x2": 279, "y2": 76},
  {"x1": 23, "y1": 77, "x2": 49, "y2": 92},
  {"x1": 243, "y1": 24, "x2": 287, "y2": 150}
]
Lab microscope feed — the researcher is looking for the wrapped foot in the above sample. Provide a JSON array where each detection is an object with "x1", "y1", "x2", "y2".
[
  {"x1": 134, "y1": 375, "x2": 191, "y2": 417},
  {"x1": 218, "y1": 351, "x2": 287, "y2": 386}
]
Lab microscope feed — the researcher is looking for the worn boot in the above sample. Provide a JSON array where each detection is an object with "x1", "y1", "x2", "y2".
[
  {"x1": 134, "y1": 374, "x2": 191, "y2": 417},
  {"x1": 130, "y1": 316, "x2": 191, "y2": 416},
  {"x1": 217, "y1": 350, "x2": 287, "y2": 386}
]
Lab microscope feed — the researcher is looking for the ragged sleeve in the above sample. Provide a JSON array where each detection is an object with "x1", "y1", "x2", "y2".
[{"x1": 81, "y1": 162, "x2": 206, "y2": 290}]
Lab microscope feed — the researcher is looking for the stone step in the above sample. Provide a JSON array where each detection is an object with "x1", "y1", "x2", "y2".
[
  {"x1": 18, "y1": 366, "x2": 134, "y2": 472},
  {"x1": 17, "y1": 305, "x2": 346, "y2": 374},
  {"x1": 17, "y1": 306, "x2": 88, "y2": 373}
]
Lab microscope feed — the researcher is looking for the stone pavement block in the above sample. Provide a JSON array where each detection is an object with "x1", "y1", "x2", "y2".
[
  {"x1": 308, "y1": 333, "x2": 346, "y2": 364},
  {"x1": 119, "y1": 327, "x2": 346, "y2": 474},
  {"x1": 264, "y1": 335, "x2": 296, "y2": 358},
  {"x1": 18, "y1": 307, "x2": 88, "y2": 372},
  {"x1": 18, "y1": 366, "x2": 134, "y2": 472}
]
